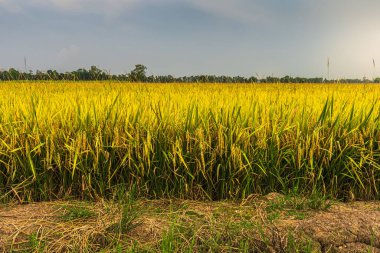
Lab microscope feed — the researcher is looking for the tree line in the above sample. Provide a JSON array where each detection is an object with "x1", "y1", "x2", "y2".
[{"x1": 1, "y1": 64, "x2": 379, "y2": 83}]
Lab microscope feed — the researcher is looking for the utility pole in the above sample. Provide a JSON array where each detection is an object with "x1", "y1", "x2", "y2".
[
  {"x1": 373, "y1": 58, "x2": 376, "y2": 81},
  {"x1": 327, "y1": 57, "x2": 330, "y2": 81},
  {"x1": 24, "y1": 56, "x2": 27, "y2": 73}
]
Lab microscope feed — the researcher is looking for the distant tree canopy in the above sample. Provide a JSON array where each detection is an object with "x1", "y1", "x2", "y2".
[
  {"x1": 0, "y1": 64, "x2": 378, "y2": 83},
  {"x1": 128, "y1": 64, "x2": 147, "y2": 82}
]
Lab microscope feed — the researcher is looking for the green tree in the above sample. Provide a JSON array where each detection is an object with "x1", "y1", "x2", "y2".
[
  {"x1": 8, "y1": 68, "x2": 20, "y2": 80},
  {"x1": 129, "y1": 64, "x2": 147, "y2": 82},
  {"x1": 89, "y1": 66, "x2": 103, "y2": 80}
]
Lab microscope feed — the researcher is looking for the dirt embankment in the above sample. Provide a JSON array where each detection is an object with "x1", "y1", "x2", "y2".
[{"x1": 0, "y1": 194, "x2": 379, "y2": 252}]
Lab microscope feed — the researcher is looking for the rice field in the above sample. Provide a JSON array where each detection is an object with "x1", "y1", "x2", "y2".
[{"x1": 0, "y1": 81, "x2": 380, "y2": 202}]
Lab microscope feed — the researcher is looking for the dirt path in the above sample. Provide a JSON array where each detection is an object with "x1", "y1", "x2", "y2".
[
  {"x1": 299, "y1": 202, "x2": 380, "y2": 252},
  {"x1": 0, "y1": 195, "x2": 379, "y2": 252}
]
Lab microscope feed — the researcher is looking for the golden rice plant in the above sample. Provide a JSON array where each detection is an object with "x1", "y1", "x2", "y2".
[{"x1": 0, "y1": 81, "x2": 379, "y2": 202}]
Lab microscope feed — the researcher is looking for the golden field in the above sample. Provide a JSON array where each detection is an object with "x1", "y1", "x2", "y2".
[{"x1": 0, "y1": 81, "x2": 379, "y2": 202}]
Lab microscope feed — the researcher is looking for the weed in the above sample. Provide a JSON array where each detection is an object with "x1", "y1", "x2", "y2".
[
  {"x1": 306, "y1": 192, "x2": 332, "y2": 210},
  {"x1": 28, "y1": 232, "x2": 45, "y2": 253},
  {"x1": 60, "y1": 203, "x2": 96, "y2": 221},
  {"x1": 286, "y1": 210, "x2": 306, "y2": 220},
  {"x1": 267, "y1": 211, "x2": 281, "y2": 222},
  {"x1": 286, "y1": 233, "x2": 315, "y2": 253}
]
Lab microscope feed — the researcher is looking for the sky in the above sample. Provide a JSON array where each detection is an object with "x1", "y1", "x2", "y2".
[{"x1": 1, "y1": 0, "x2": 380, "y2": 79}]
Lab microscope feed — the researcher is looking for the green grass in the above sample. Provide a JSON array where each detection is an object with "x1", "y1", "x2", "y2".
[
  {"x1": 60, "y1": 204, "x2": 97, "y2": 221},
  {"x1": 266, "y1": 193, "x2": 332, "y2": 213},
  {"x1": 27, "y1": 232, "x2": 46, "y2": 253}
]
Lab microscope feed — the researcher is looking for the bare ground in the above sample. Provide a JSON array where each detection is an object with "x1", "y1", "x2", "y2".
[{"x1": 0, "y1": 194, "x2": 379, "y2": 252}]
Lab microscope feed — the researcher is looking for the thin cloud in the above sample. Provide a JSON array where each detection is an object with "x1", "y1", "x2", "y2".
[
  {"x1": 0, "y1": 0, "x2": 139, "y2": 14},
  {"x1": 0, "y1": 0, "x2": 23, "y2": 13},
  {"x1": 0, "y1": 0, "x2": 267, "y2": 20},
  {"x1": 39, "y1": 0, "x2": 138, "y2": 13},
  {"x1": 57, "y1": 45, "x2": 80, "y2": 65},
  {"x1": 182, "y1": 0, "x2": 269, "y2": 24}
]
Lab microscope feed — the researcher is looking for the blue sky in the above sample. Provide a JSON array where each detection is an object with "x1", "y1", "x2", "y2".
[{"x1": 1, "y1": 0, "x2": 380, "y2": 79}]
